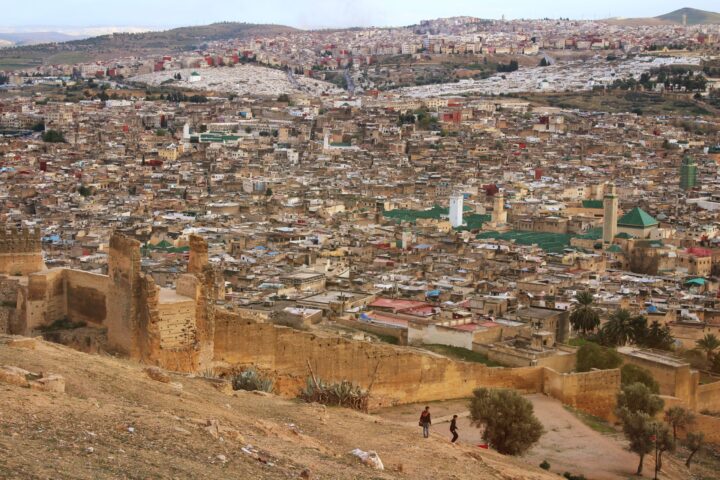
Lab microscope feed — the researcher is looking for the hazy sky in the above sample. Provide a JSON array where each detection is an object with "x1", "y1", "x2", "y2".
[{"x1": 2, "y1": 0, "x2": 718, "y2": 29}]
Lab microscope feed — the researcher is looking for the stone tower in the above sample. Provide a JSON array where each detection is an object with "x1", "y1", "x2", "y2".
[
  {"x1": 491, "y1": 191, "x2": 507, "y2": 226},
  {"x1": 0, "y1": 226, "x2": 45, "y2": 275},
  {"x1": 603, "y1": 183, "x2": 618, "y2": 244}
]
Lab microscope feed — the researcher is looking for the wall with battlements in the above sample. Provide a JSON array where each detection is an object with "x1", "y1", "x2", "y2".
[{"x1": 0, "y1": 227, "x2": 45, "y2": 276}]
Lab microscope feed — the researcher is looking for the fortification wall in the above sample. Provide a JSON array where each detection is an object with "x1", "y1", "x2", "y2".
[
  {"x1": 25, "y1": 268, "x2": 66, "y2": 331},
  {"x1": 619, "y1": 351, "x2": 698, "y2": 409},
  {"x1": 0, "y1": 227, "x2": 45, "y2": 275},
  {"x1": 543, "y1": 368, "x2": 620, "y2": 420},
  {"x1": 697, "y1": 381, "x2": 720, "y2": 412},
  {"x1": 213, "y1": 315, "x2": 617, "y2": 417},
  {"x1": 106, "y1": 234, "x2": 142, "y2": 356},
  {"x1": 64, "y1": 270, "x2": 108, "y2": 326},
  {"x1": 214, "y1": 317, "x2": 544, "y2": 407}
]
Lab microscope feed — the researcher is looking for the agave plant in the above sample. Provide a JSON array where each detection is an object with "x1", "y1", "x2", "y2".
[{"x1": 232, "y1": 368, "x2": 274, "y2": 393}]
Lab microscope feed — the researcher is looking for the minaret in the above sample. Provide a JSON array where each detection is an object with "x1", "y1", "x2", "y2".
[
  {"x1": 449, "y1": 193, "x2": 464, "y2": 228},
  {"x1": 603, "y1": 183, "x2": 618, "y2": 244},
  {"x1": 492, "y1": 191, "x2": 507, "y2": 226}
]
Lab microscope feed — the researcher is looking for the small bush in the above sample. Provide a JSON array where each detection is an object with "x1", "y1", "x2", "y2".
[
  {"x1": 38, "y1": 317, "x2": 86, "y2": 332},
  {"x1": 576, "y1": 343, "x2": 622, "y2": 372},
  {"x1": 232, "y1": 368, "x2": 274, "y2": 393},
  {"x1": 563, "y1": 473, "x2": 587, "y2": 480},
  {"x1": 300, "y1": 377, "x2": 369, "y2": 412},
  {"x1": 621, "y1": 364, "x2": 659, "y2": 393},
  {"x1": 539, "y1": 460, "x2": 550, "y2": 470}
]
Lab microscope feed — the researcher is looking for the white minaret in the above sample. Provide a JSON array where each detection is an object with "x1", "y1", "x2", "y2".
[
  {"x1": 182, "y1": 123, "x2": 190, "y2": 140},
  {"x1": 603, "y1": 183, "x2": 618, "y2": 244},
  {"x1": 449, "y1": 193, "x2": 464, "y2": 228}
]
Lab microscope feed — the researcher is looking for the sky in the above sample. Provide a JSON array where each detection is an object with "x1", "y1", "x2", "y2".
[{"x1": 1, "y1": 0, "x2": 718, "y2": 30}]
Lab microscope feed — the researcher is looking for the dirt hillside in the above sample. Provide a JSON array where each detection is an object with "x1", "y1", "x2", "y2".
[{"x1": 0, "y1": 335, "x2": 558, "y2": 480}]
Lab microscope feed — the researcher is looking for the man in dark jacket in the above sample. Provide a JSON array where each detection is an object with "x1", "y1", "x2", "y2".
[
  {"x1": 450, "y1": 414, "x2": 459, "y2": 443},
  {"x1": 419, "y1": 406, "x2": 431, "y2": 438}
]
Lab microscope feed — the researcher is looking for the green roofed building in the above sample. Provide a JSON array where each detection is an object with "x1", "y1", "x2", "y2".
[{"x1": 617, "y1": 207, "x2": 659, "y2": 239}]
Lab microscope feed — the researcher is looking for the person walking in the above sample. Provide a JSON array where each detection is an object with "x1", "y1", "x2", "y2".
[
  {"x1": 450, "y1": 414, "x2": 459, "y2": 443},
  {"x1": 419, "y1": 406, "x2": 431, "y2": 438}
]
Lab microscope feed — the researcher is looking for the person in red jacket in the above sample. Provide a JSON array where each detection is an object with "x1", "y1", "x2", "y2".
[{"x1": 419, "y1": 406, "x2": 431, "y2": 438}]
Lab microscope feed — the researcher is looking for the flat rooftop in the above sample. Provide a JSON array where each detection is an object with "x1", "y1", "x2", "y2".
[{"x1": 617, "y1": 347, "x2": 689, "y2": 368}]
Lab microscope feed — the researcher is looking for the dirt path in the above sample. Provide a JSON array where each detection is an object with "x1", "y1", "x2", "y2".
[{"x1": 375, "y1": 394, "x2": 692, "y2": 480}]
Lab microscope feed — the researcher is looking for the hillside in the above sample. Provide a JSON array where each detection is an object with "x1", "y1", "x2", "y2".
[
  {"x1": 0, "y1": 335, "x2": 556, "y2": 480},
  {"x1": 605, "y1": 7, "x2": 720, "y2": 26},
  {"x1": 0, "y1": 22, "x2": 298, "y2": 71},
  {"x1": 657, "y1": 7, "x2": 720, "y2": 25}
]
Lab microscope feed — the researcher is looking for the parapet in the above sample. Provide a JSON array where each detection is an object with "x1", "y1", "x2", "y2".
[{"x1": 0, "y1": 226, "x2": 42, "y2": 254}]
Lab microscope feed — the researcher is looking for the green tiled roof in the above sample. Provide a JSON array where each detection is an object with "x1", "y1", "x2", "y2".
[
  {"x1": 582, "y1": 200, "x2": 603, "y2": 209},
  {"x1": 606, "y1": 244, "x2": 623, "y2": 253},
  {"x1": 618, "y1": 207, "x2": 658, "y2": 228},
  {"x1": 615, "y1": 232, "x2": 635, "y2": 239},
  {"x1": 475, "y1": 227, "x2": 602, "y2": 254}
]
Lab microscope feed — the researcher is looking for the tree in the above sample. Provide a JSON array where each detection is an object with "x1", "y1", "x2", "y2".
[
  {"x1": 569, "y1": 291, "x2": 600, "y2": 335},
  {"x1": 618, "y1": 410, "x2": 656, "y2": 475},
  {"x1": 469, "y1": 388, "x2": 544, "y2": 455},
  {"x1": 539, "y1": 57, "x2": 549, "y2": 67},
  {"x1": 617, "y1": 382, "x2": 664, "y2": 417},
  {"x1": 277, "y1": 93, "x2": 290, "y2": 103},
  {"x1": 621, "y1": 364, "x2": 659, "y2": 394},
  {"x1": 664, "y1": 406, "x2": 694, "y2": 441},
  {"x1": 77, "y1": 185, "x2": 93, "y2": 197},
  {"x1": 654, "y1": 422, "x2": 674, "y2": 471},
  {"x1": 685, "y1": 432, "x2": 704, "y2": 467},
  {"x1": 576, "y1": 343, "x2": 622, "y2": 372},
  {"x1": 638, "y1": 320, "x2": 674, "y2": 350},
  {"x1": 695, "y1": 333, "x2": 720, "y2": 361},
  {"x1": 42, "y1": 130, "x2": 66, "y2": 143},
  {"x1": 601, "y1": 309, "x2": 647, "y2": 346},
  {"x1": 265, "y1": 187, "x2": 273, "y2": 197}
]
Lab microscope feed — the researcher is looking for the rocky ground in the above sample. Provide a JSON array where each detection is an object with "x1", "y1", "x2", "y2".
[{"x1": 0, "y1": 335, "x2": 557, "y2": 480}]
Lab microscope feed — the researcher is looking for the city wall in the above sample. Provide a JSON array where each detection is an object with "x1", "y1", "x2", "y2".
[
  {"x1": 19, "y1": 269, "x2": 108, "y2": 332},
  {"x1": 542, "y1": 368, "x2": 621, "y2": 420},
  {"x1": 213, "y1": 313, "x2": 619, "y2": 419},
  {"x1": 0, "y1": 227, "x2": 45, "y2": 276}
]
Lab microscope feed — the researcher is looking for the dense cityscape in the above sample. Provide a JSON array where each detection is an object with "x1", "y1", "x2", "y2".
[{"x1": 2, "y1": 4, "x2": 720, "y2": 480}]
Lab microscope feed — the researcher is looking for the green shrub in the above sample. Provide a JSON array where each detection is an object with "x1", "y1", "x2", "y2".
[
  {"x1": 576, "y1": 343, "x2": 622, "y2": 372},
  {"x1": 621, "y1": 364, "x2": 659, "y2": 393},
  {"x1": 232, "y1": 368, "x2": 274, "y2": 393},
  {"x1": 539, "y1": 460, "x2": 550, "y2": 470}
]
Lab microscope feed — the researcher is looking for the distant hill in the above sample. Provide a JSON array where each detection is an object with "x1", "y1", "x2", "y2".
[
  {"x1": 0, "y1": 32, "x2": 83, "y2": 47},
  {"x1": 605, "y1": 7, "x2": 720, "y2": 26},
  {"x1": 0, "y1": 22, "x2": 298, "y2": 71},
  {"x1": 656, "y1": 7, "x2": 720, "y2": 25}
]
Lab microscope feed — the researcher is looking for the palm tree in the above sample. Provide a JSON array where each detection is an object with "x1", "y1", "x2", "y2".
[
  {"x1": 696, "y1": 334, "x2": 720, "y2": 361},
  {"x1": 570, "y1": 291, "x2": 600, "y2": 335},
  {"x1": 601, "y1": 309, "x2": 647, "y2": 347}
]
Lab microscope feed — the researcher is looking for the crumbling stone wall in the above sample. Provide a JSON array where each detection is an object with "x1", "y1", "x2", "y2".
[
  {"x1": 213, "y1": 313, "x2": 620, "y2": 418},
  {"x1": 105, "y1": 233, "x2": 216, "y2": 372},
  {"x1": 214, "y1": 316, "x2": 541, "y2": 407},
  {"x1": 0, "y1": 227, "x2": 45, "y2": 275},
  {"x1": 64, "y1": 270, "x2": 108, "y2": 326},
  {"x1": 106, "y1": 234, "x2": 142, "y2": 356},
  {"x1": 543, "y1": 368, "x2": 620, "y2": 420}
]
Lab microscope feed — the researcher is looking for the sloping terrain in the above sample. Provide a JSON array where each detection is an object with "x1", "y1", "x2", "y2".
[
  {"x1": 604, "y1": 7, "x2": 720, "y2": 26},
  {"x1": 0, "y1": 22, "x2": 298, "y2": 70},
  {"x1": 0, "y1": 335, "x2": 556, "y2": 480},
  {"x1": 657, "y1": 7, "x2": 720, "y2": 25}
]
